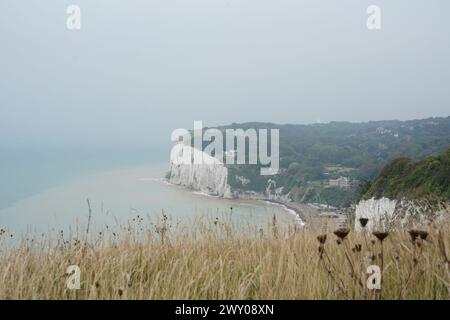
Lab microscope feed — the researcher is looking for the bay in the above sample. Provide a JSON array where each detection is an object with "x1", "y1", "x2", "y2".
[{"x1": 0, "y1": 163, "x2": 297, "y2": 239}]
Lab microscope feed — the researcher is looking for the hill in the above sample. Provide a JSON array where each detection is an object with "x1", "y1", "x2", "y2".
[
  {"x1": 362, "y1": 148, "x2": 450, "y2": 201},
  {"x1": 217, "y1": 117, "x2": 450, "y2": 207}
]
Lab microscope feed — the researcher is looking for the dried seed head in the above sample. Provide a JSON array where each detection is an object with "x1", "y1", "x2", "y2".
[
  {"x1": 408, "y1": 230, "x2": 419, "y2": 242},
  {"x1": 373, "y1": 231, "x2": 389, "y2": 242},
  {"x1": 317, "y1": 234, "x2": 327, "y2": 244},
  {"x1": 409, "y1": 230, "x2": 429, "y2": 241},
  {"x1": 359, "y1": 218, "x2": 369, "y2": 228},
  {"x1": 418, "y1": 231, "x2": 429, "y2": 240},
  {"x1": 333, "y1": 228, "x2": 350, "y2": 240},
  {"x1": 118, "y1": 289, "x2": 123, "y2": 297}
]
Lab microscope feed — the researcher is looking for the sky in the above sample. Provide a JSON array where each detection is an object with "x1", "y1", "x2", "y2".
[{"x1": 1, "y1": 0, "x2": 449, "y2": 150}]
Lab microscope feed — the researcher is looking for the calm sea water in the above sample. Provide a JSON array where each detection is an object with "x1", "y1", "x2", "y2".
[{"x1": 0, "y1": 149, "x2": 296, "y2": 238}]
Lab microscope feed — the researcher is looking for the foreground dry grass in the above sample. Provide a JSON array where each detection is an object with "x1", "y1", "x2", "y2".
[{"x1": 0, "y1": 214, "x2": 449, "y2": 300}]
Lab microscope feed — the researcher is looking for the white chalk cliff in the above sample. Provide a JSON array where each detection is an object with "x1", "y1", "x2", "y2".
[
  {"x1": 168, "y1": 144, "x2": 232, "y2": 198},
  {"x1": 354, "y1": 197, "x2": 397, "y2": 231},
  {"x1": 355, "y1": 197, "x2": 448, "y2": 231}
]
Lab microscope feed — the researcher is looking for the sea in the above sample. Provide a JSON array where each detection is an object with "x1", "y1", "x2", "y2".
[{"x1": 0, "y1": 147, "x2": 298, "y2": 240}]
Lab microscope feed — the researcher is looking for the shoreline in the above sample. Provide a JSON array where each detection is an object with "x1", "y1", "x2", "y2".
[
  {"x1": 165, "y1": 179, "x2": 308, "y2": 225},
  {"x1": 265, "y1": 199, "x2": 312, "y2": 224},
  {"x1": 263, "y1": 199, "x2": 306, "y2": 225}
]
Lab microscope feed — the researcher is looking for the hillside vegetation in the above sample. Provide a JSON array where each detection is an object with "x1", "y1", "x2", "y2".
[
  {"x1": 218, "y1": 117, "x2": 450, "y2": 207},
  {"x1": 363, "y1": 148, "x2": 450, "y2": 201}
]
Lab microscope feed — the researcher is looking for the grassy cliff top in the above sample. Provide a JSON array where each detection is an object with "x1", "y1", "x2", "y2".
[{"x1": 363, "y1": 148, "x2": 450, "y2": 201}]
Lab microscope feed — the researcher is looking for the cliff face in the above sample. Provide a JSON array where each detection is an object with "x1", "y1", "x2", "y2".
[
  {"x1": 168, "y1": 144, "x2": 293, "y2": 201},
  {"x1": 168, "y1": 144, "x2": 232, "y2": 198},
  {"x1": 355, "y1": 149, "x2": 450, "y2": 231},
  {"x1": 354, "y1": 197, "x2": 397, "y2": 231},
  {"x1": 355, "y1": 197, "x2": 448, "y2": 231}
]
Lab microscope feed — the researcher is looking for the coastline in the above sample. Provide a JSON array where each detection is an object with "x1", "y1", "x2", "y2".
[
  {"x1": 165, "y1": 177, "x2": 308, "y2": 225},
  {"x1": 263, "y1": 199, "x2": 306, "y2": 225}
]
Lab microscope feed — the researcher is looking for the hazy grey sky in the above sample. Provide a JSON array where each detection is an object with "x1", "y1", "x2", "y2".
[{"x1": 1, "y1": 0, "x2": 449, "y2": 149}]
